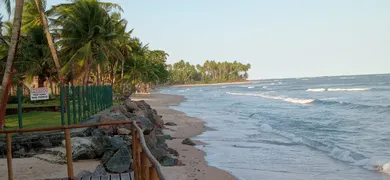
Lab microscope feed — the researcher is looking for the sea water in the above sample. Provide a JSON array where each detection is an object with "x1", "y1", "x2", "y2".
[{"x1": 160, "y1": 74, "x2": 390, "y2": 180}]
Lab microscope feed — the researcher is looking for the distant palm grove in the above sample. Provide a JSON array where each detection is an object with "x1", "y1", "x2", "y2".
[
  {"x1": 0, "y1": 0, "x2": 250, "y2": 124},
  {"x1": 168, "y1": 60, "x2": 251, "y2": 84}
]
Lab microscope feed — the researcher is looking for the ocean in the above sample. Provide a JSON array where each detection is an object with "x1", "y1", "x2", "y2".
[{"x1": 159, "y1": 74, "x2": 390, "y2": 180}]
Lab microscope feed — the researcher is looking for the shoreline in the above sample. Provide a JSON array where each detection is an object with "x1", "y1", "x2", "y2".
[
  {"x1": 169, "y1": 81, "x2": 252, "y2": 87},
  {"x1": 132, "y1": 93, "x2": 238, "y2": 180}
]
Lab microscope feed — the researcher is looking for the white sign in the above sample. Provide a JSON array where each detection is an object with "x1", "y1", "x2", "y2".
[{"x1": 30, "y1": 87, "x2": 49, "y2": 101}]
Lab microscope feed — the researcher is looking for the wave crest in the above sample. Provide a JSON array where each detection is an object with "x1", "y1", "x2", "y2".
[
  {"x1": 307, "y1": 88, "x2": 371, "y2": 92},
  {"x1": 226, "y1": 92, "x2": 314, "y2": 104}
]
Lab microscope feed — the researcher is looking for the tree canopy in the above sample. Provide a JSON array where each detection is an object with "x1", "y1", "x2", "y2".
[
  {"x1": 0, "y1": 0, "x2": 251, "y2": 92},
  {"x1": 168, "y1": 60, "x2": 251, "y2": 84}
]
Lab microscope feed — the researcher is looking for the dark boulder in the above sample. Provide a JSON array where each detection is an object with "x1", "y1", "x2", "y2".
[
  {"x1": 182, "y1": 138, "x2": 196, "y2": 146},
  {"x1": 105, "y1": 147, "x2": 132, "y2": 173}
]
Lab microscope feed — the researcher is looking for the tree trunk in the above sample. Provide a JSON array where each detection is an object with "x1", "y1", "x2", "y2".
[
  {"x1": 83, "y1": 62, "x2": 92, "y2": 86},
  {"x1": 49, "y1": 77, "x2": 54, "y2": 95},
  {"x1": 34, "y1": 0, "x2": 64, "y2": 86},
  {"x1": 97, "y1": 64, "x2": 101, "y2": 85},
  {"x1": 0, "y1": 0, "x2": 24, "y2": 129},
  {"x1": 38, "y1": 75, "x2": 45, "y2": 87}
]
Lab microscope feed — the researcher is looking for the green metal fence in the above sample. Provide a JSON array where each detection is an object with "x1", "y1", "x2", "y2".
[{"x1": 14, "y1": 85, "x2": 113, "y2": 129}]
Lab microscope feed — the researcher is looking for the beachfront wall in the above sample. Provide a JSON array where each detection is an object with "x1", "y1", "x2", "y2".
[{"x1": 11, "y1": 85, "x2": 113, "y2": 129}]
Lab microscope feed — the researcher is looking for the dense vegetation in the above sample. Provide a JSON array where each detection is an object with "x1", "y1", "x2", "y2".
[
  {"x1": 0, "y1": 0, "x2": 250, "y2": 128},
  {"x1": 168, "y1": 60, "x2": 251, "y2": 84}
]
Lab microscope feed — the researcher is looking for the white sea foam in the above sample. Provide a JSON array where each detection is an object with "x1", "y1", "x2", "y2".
[
  {"x1": 307, "y1": 88, "x2": 370, "y2": 92},
  {"x1": 248, "y1": 86, "x2": 255, "y2": 89},
  {"x1": 260, "y1": 124, "x2": 273, "y2": 132},
  {"x1": 330, "y1": 147, "x2": 356, "y2": 163},
  {"x1": 226, "y1": 92, "x2": 315, "y2": 104}
]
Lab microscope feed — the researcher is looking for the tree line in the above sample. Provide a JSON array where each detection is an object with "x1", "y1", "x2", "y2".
[
  {"x1": 167, "y1": 60, "x2": 251, "y2": 84},
  {"x1": 0, "y1": 0, "x2": 250, "y2": 128}
]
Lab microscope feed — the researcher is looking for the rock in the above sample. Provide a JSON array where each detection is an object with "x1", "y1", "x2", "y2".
[
  {"x1": 91, "y1": 128, "x2": 105, "y2": 136},
  {"x1": 62, "y1": 137, "x2": 101, "y2": 160},
  {"x1": 99, "y1": 112, "x2": 130, "y2": 135},
  {"x1": 101, "y1": 150, "x2": 115, "y2": 165},
  {"x1": 93, "y1": 164, "x2": 108, "y2": 176},
  {"x1": 124, "y1": 99, "x2": 139, "y2": 112},
  {"x1": 144, "y1": 130, "x2": 157, "y2": 149},
  {"x1": 129, "y1": 116, "x2": 154, "y2": 135},
  {"x1": 168, "y1": 147, "x2": 179, "y2": 157},
  {"x1": 156, "y1": 135, "x2": 166, "y2": 145},
  {"x1": 182, "y1": 138, "x2": 196, "y2": 146},
  {"x1": 117, "y1": 127, "x2": 131, "y2": 135},
  {"x1": 160, "y1": 156, "x2": 181, "y2": 166},
  {"x1": 109, "y1": 136, "x2": 126, "y2": 150},
  {"x1": 150, "y1": 147, "x2": 168, "y2": 161},
  {"x1": 105, "y1": 147, "x2": 132, "y2": 173},
  {"x1": 163, "y1": 135, "x2": 174, "y2": 140},
  {"x1": 164, "y1": 122, "x2": 177, "y2": 126}
]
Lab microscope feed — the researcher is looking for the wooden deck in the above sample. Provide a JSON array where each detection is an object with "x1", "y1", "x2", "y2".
[{"x1": 47, "y1": 172, "x2": 134, "y2": 180}]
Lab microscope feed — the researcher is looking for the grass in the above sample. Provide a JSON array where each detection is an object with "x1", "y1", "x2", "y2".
[
  {"x1": 6, "y1": 99, "x2": 60, "y2": 109},
  {"x1": 5, "y1": 111, "x2": 62, "y2": 130}
]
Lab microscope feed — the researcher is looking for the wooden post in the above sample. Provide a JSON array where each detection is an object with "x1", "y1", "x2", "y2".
[
  {"x1": 137, "y1": 134, "x2": 142, "y2": 180},
  {"x1": 149, "y1": 167, "x2": 158, "y2": 180},
  {"x1": 132, "y1": 126, "x2": 139, "y2": 180},
  {"x1": 64, "y1": 129, "x2": 74, "y2": 179},
  {"x1": 141, "y1": 152, "x2": 150, "y2": 180},
  {"x1": 6, "y1": 133, "x2": 13, "y2": 180}
]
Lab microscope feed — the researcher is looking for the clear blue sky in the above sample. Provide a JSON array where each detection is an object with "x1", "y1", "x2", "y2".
[{"x1": 2, "y1": 0, "x2": 390, "y2": 79}]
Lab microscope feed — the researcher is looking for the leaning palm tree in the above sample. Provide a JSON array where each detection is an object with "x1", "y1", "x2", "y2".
[
  {"x1": 0, "y1": 0, "x2": 25, "y2": 128},
  {"x1": 32, "y1": 0, "x2": 65, "y2": 86}
]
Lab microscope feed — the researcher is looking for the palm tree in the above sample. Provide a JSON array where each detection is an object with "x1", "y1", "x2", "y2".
[
  {"x1": 0, "y1": 0, "x2": 25, "y2": 128},
  {"x1": 52, "y1": 0, "x2": 122, "y2": 86},
  {"x1": 33, "y1": 0, "x2": 64, "y2": 86}
]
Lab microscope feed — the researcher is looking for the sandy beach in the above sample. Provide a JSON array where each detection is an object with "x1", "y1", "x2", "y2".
[
  {"x1": 0, "y1": 93, "x2": 236, "y2": 180},
  {"x1": 170, "y1": 81, "x2": 252, "y2": 87},
  {"x1": 132, "y1": 93, "x2": 237, "y2": 180}
]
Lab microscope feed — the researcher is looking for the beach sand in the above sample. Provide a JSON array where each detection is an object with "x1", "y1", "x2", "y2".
[
  {"x1": 0, "y1": 94, "x2": 237, "y2": 180},
  {"x1": 132, "y1": 93, "x2": 237, "y2": 180}
]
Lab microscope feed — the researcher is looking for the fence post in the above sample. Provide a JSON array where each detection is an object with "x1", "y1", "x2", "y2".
[
  {"x1": 77, "y1": 86, "x2": 81, "y2": 123},
  {"x1": 95, "y1": 86, "x2": 98, "y2": 113},
  {"x1": 86, "y1": 86, "x2": 90, "y2": 117},
  {"x1": 17, "y1": 87, "x2": 22, "y2": 129},
  {"x1": 72, "y1": 86, "x2": 76, "y2": 124},
  {"x1": 6, "y1": 133, "x2": 13, "y2": 180},
  {"x1": 82, "y1": 86, "x2": 86, "y2": 120},
  {"x1": 105, "y1": 86, "x2": 108, "y2": 108},
  {"x1": 64, "y1": 129, "x2": 75, "y2": 179},
  {"x1": 110, "y1": 85, "x2": 113, "y2": 106},
  {"x1": 60, "y1": 85, "x2": 65, "y2": 126},
  {"x1": 66, "y1": 86, "x2": 71, "y2": 125}
]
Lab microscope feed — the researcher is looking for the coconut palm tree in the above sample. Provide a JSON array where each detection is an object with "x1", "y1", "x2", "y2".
[
  {"x1": 0, "y1": 0, "x2": 25, "y2": 128},
  {"x1": 32, "y1": 0, "x2": 64, "y2": 86}
]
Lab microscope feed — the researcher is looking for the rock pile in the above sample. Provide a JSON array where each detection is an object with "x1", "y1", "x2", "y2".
[{"x1": 69, "y1": 98, "x2": 180, "y2": 174}]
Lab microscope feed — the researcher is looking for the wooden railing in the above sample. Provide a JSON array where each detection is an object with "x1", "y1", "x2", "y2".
[
  {"x1": 0, "y1": 121, "x2": 166, "y2": 180},
  {"x1": 132, "y1": 121, "x2": 166, "y2": 180}
]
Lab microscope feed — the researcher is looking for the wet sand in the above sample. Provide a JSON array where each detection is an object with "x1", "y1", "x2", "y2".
[{"x1": 132, "y1": 93, "x2": 237, "y2": 180}]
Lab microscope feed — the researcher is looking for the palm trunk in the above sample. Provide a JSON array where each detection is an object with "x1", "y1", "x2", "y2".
[
  {"x1": 97, "y1": 64, "x2": 101, "y2": 85},
  {"x1": 34, "y1": 0, "x2": 64, "y2": 86},
  {"x1": 83, "y1": 62, "x2": 93, "y2": 86},
  {"x1": 0, "y1": 0, "x2": 24, "y2": 129}
]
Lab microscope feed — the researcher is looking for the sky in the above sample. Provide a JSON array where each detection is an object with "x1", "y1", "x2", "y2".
[{"x1": 1, "y1": 0, "x2": 390, "y2": 79}]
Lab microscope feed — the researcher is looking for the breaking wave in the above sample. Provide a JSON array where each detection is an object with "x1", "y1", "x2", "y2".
[
  {"x1": 257, "y1": 123, "x2": 385, "y2": 171},
  {"x1": 226, "y1": 92, "x2": 390, "y2": 111},
  {"x1": 226, "y1": 92, "x2": 315, "y2": 104},
  {"x1": 307, "y1": 88, "x2": 371, "y2": 92}
]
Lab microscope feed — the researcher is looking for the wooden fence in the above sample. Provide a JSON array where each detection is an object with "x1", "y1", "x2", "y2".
[{"x1": 0, "y1": 121, "x2": 166, "y2": 180}]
